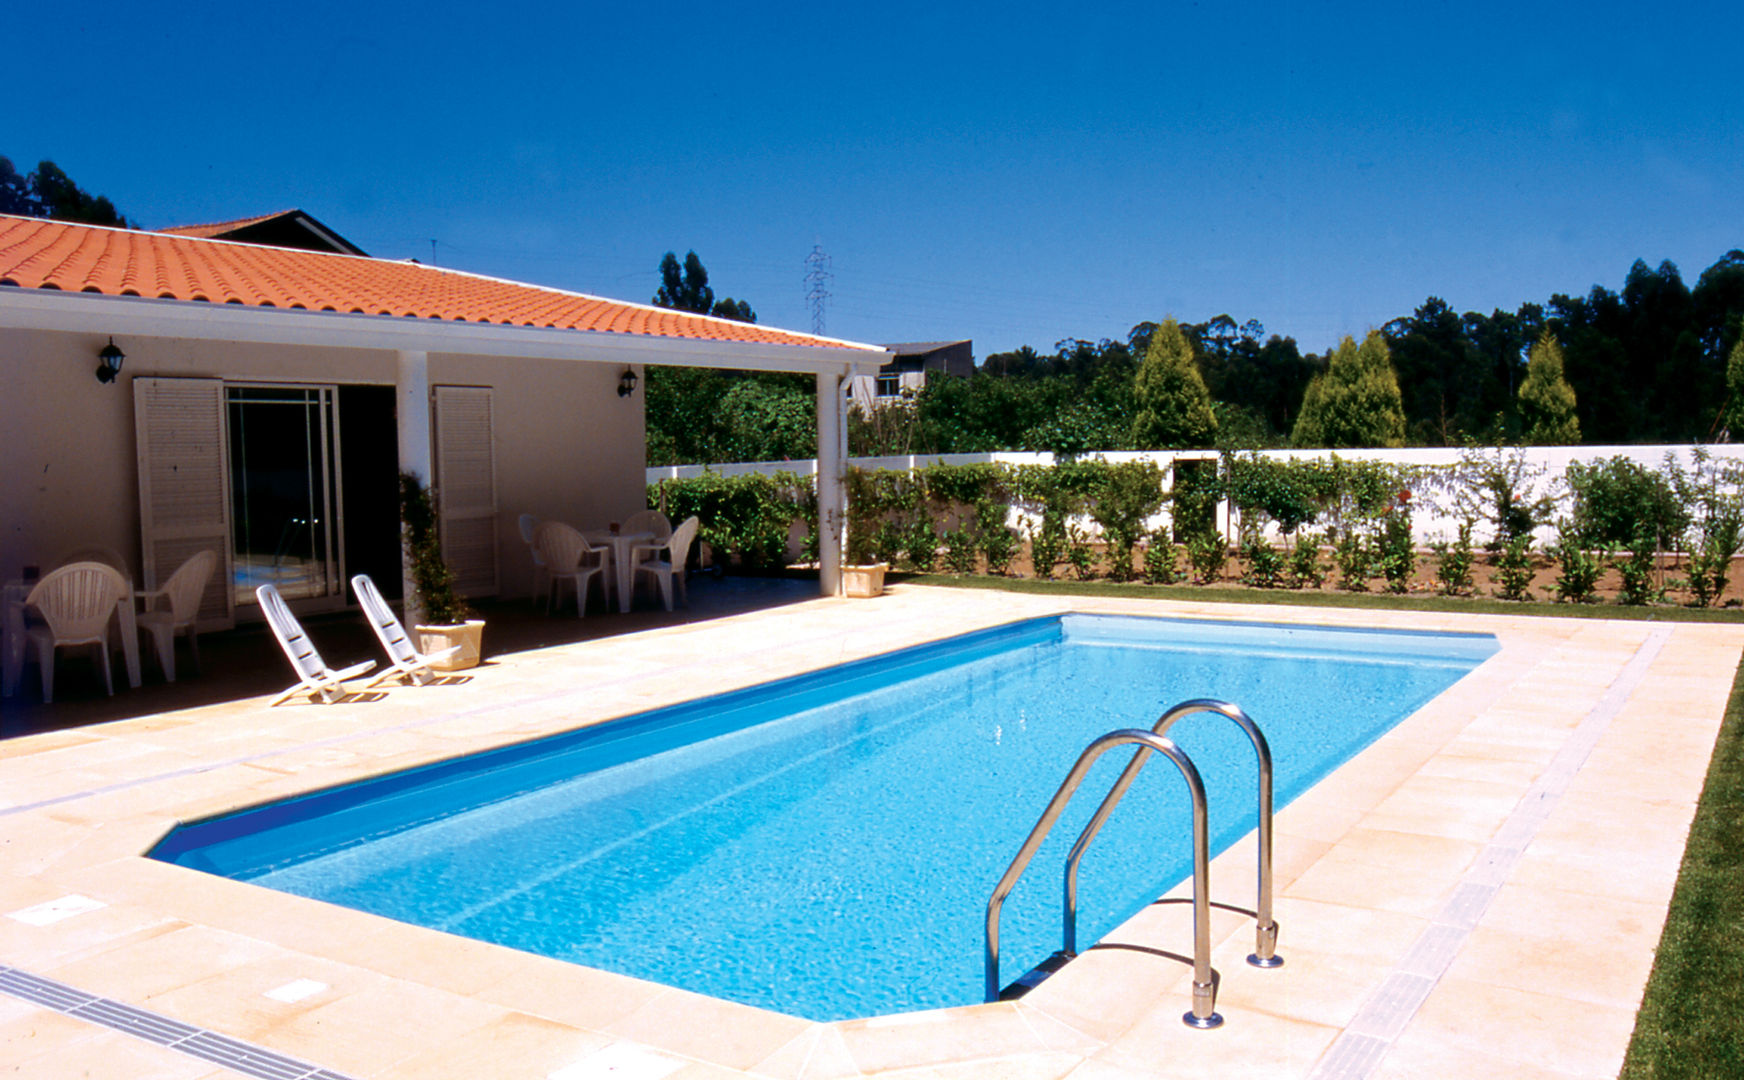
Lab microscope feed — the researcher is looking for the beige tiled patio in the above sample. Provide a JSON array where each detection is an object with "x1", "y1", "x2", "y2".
[{"x1": 1, "y1": 585, "x2": 1738, "y2": 1079}]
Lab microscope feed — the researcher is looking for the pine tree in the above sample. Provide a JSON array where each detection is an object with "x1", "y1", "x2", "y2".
[
  {"x1": 1290, "y1": 331, "x2": 1407, "y2": 447},
  {"x1": 652, "y1": 251, "x2": 756, "y2": 323},
  {"x1": 1518, "y1": 330, "x2": 1581, "y2": 445},
  {"x1": 1130, "y1": 317, "x2": 1217, "y2": 448}
]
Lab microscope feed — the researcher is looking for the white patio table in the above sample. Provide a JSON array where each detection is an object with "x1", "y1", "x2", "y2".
[
  {"x1": 2, "y1": 578, "x2": 142, "y2": 697},
  {"x1": 582, "y1": 530, "x2": 655, "y2": 614}
]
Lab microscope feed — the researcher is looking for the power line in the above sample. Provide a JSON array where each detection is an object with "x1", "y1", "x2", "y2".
[{"x1": 803, "y1": 244, "x2": 832, "y2": 336}]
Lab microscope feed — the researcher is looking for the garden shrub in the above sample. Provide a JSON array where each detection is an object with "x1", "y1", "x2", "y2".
[
  {"x1": 1091, "y1": 461, "x2": 1166, "y2": 582},
  {"x1": 978, "y1": 501, "x2": 1018, "y2": 575},
  {"x1": 1495, "y1": 535, "x2": 1535, "y2": 600},
  {"x1": 1443, "y1": 446, "x2": 1554, "y2": 554},
  {"x1": 1334, "y1": 532, "x2": 1373, "y2": 591},
  {"x1": 1224, "y1": 453, "x2": 1332, "y2": 536},
  {"x1": 1187, "y1": 534, "x2": 1227, "y2": 583},
  {"x1": 1548, "y1": 524, "x2": 1603, "y2": 603},
  {"x1": 1432, "y1": 522, "x2": 1475, "y2": 596},
  {"x1": 1614, "y1": 542, "x2": 1661, "y2": 606},
  {"x1": 872, "y1": 520, "x2": 907, "y2": 566},
  {"x1": 1027, "y1": 519, "x2": 1065, "y2": 579},
  {"x1": 1064, "y1": 524, "x2": 1099, "y2": 580},
  {"x1": 1667, "y1": 450, "x2": 1744, "y2": 607},
  {"x1": 904, "y1": 519, "x2": 940, "y2": 572},
  {"x1": 1375, "y1": 508, "x2": 1416, "y2": 594},
  {"x1": 1143, "y1": 530, "x2": 1183, "y2": 584},
  {"x1": 1288, "y1": 534, "x2": 1326, "y2": 589},
  {"x1": 1240, "y1": 539, "x2": 1285, "y2": 588},
  {"x1": 1566, "y1": 457, "x2": 1689, "y2": 550},
  {"x1": 1170, "y1": 459, "x2": 1221, "y2": 543},
  {"x1": 1687, "y1": 513, "x2": 1742, "y2": 607},
  {"x1": 941, "y1": 528, "x2": 979, "y2": 575},
  {"x1": 651, "y1": 470, "x2": 814, "y2": 572}
]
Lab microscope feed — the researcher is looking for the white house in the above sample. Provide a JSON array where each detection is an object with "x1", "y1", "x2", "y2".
[{"x1": 0, "y1": 214, "x2": 890, "y2": 628}]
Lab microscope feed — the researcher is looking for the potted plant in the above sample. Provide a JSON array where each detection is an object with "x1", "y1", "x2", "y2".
[
  {"x1": 838, "y1": 505, "x2": 887, "y2": 598},
  {"x1": 399, "y1": 472, "x2": 484, "y2": 670}
]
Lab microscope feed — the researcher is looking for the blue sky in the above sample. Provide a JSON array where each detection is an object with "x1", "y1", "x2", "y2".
[{"x1": 9, "y1": 2, "x2": 1739, "y2": 357}]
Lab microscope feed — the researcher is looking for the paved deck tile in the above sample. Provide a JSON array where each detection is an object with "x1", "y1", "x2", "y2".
[{"x1": 0, "y1": 585, "x2": 1737, "y2": 1078}]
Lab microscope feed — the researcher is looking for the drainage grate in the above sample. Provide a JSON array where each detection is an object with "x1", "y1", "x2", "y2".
[
  {"x1": 1306, "y1": 625, "x2": 1675, "y2": 1080},
  {"x1": 0, "y1": 964, "x2": 359, "y2": 1080}
]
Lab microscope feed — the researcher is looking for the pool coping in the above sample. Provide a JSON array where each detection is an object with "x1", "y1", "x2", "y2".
[{"x1": 1, "y1": 586, "x2": 1739, "y2": 1079}]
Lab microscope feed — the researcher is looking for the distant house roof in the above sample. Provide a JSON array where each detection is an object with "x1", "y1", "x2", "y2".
[
  {"x1": 882, "y1": 340, "x2": 972, "y2": 356},
  {"x1": 158, "y1": 209, "x2": 368, "y2": 256},
  {"x1": 875, "y1": 339, "x2": 974, "y2": 378},
  {"x1": 0, "y1": 215, "x2": 879, "y2": 352}
]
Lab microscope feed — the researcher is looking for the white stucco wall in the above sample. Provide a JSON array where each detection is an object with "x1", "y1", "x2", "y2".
[
  {"x1": 0, "y1": 328, "x2": 645, "y2": 602},
  {"x1": 430, "y1": 352, "x2": 646, "y2": 599},
  {"x1": 647, "y1": 446, "x2": 1744, "y2": 549}
]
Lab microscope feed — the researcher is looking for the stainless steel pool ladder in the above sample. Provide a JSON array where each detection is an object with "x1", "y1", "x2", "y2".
[
  {"x1": 984, "y1": 729, "x2": 1223, "y2": 1027},
  {"x1": 982, "y1": 699, "x2": 1281, "y2": 1030},
  {"x1": 1066, "y1": 698, "x2": 1282, "y2": 970}
]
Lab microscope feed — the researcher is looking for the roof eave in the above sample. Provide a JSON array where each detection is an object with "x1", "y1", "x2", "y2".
[{"x1": 0, "y1": 289, "x2": 892, "y2": 376}]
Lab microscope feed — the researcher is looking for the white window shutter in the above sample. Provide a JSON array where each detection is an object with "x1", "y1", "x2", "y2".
[
  {"x1": 433, "y1": 385, "x2": 498, "y2": 597},
  {"x1": 134, "y1": 377, "x2": 235, "y2": 629}
]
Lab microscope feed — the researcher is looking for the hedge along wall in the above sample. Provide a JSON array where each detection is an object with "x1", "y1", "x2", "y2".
[
  {"x1": 649, "y1": 445, "x2": 1744, "y2": 550},
  {"x1": 647, "y1": 470, "x2": 818, "y2": 572}
]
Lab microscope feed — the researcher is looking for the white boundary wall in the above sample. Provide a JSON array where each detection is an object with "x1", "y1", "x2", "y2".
[{"x1": 649, "y1": 446, "x2": 1744, "y2": 547}]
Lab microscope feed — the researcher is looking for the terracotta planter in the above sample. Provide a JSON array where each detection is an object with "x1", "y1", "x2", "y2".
[
  {"x1": 415, "y1": 619, "x2": 485, "y2": 671},
  {"x1": 841, "y1": 563, "x2": 888, "y2": 598}
]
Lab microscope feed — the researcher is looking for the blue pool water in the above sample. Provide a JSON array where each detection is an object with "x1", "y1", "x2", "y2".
[{"x1": 152, "y1": 614, "x2": 1496, "y2": 1020}]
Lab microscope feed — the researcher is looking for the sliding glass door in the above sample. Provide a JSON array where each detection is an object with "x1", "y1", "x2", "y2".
[{"x1": 227, "y1": 385, "x2": 342, "y2": 609}]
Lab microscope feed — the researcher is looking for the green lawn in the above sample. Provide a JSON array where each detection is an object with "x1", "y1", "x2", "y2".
[
  {"x1": 909, "y1": 572, "x2": 1744, "y2": 1074},
  {"x1": 1619, "y1": 651, "x2": 1744, "y2": 1079}
]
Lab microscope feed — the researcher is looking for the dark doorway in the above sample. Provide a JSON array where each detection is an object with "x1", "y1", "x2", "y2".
[{"x1": 339, "y1": 385, "x2": 402, "y2": 600}]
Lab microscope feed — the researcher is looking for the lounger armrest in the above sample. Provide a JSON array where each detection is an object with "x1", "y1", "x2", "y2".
[
  {"x1": 331, "y1": 659, "x2": 378, "y2": 681},
  {"x1": 422, "y1": 645, "x2": 462, "y2": 663}
]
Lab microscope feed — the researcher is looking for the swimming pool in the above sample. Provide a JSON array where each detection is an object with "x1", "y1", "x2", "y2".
[{"x1": 152, "y1": 613, "x2": 1497, "y2": 1021}]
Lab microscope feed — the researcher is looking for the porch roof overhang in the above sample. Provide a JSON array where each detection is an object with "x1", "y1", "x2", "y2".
[{"x1": 0, "y1": 287, "x2": 892, "y2": 377}]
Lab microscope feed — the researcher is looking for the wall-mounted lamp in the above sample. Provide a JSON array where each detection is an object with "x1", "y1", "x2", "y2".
[
  {"x1": 617, "y1": 367, "x2": 639, "y2": 397},
  {"x1": 95, "y1": 337, "x2": 125, "y2": 384}
]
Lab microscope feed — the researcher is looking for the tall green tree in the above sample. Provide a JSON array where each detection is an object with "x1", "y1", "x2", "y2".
[
  {"x1": 645, "y1": 367, "x2": 814, "y2": 464},
  {"x1": 652, "y1": 250, "x2": 757, "y2": 323},
  {"x1": 0, "y1": 157, "x2": 31, "y2": 216},
  {"x1": 1290, "y1": 331, "x2": 1407, "y2": 448},
  {"x1": 1517, "y1": 331, "x2": 1581, "y2": 444},
  {"x1": 0, "y1": 155, "x2": 134, "y2": 227},
  {"x1": 1725, "y1": 335, "x2": 1744, "y2": 438},
  {"x1": 1383, "y1": 297, "x2": 1495, "y2": 444},
  {"x1": 1130, "y1": 317, "x2": 1217, "y2": 448}
]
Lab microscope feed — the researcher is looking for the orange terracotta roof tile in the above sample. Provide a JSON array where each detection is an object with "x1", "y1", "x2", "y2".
[
  {"x1": 0, "y1": 215, "x2": 874, "y2": 351},
  {"x1": 157, "y1": 210, "x2": 294, "y2": 239}
]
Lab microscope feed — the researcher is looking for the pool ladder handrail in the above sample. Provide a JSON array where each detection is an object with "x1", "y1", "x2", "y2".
[
  {"x1": 1065, "y1": 698, "x2": 1283, "y2": 969},
  {"x1": 983, "y1": 728, "x2": 1224, "y2": 1029}
]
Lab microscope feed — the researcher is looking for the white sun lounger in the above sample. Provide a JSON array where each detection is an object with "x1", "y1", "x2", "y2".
[
  {"x1": 257, "y1": 583, "x2": 376, "y2": 705},
  {"x1": 350, "y1": 574, "x2": 459, "y2": 686}
]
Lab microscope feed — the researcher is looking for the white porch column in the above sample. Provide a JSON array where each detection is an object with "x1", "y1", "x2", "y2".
[
  {"x1": 816, "y1": 368, "x2": 845, "y2": 596},
  {"x1": 397, "y1": 350, "x2": 432, "y2": 613}
]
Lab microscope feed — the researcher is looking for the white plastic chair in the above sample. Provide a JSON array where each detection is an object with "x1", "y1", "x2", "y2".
[
  {"x1": 535, "y1": 521, "x2": 612, "y2": 616},
  {"x1": 55, "y1": 547, "x2": 134, "y2": 585},
  {"x1": 624, "y1": 510, "x2": 673, "y2": 572},
  {"x1": 633, "y1": 515, "x2": 700, "y2": 612},
  {"x1": 135, "y1": 549, "x2": 216, "y2": 682},
  {"x1": 518, "y1": 513, "x2": 550, "y2": 605},
  {"x1": 25, "y1": 562, "x2": 130, "y2": 702},
  {"x1": 350, "y1": 573, "x2": 459, "y2": 686},
  {"x1": 257, "y1": 583, "x2": 376, "y2": 705}
]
